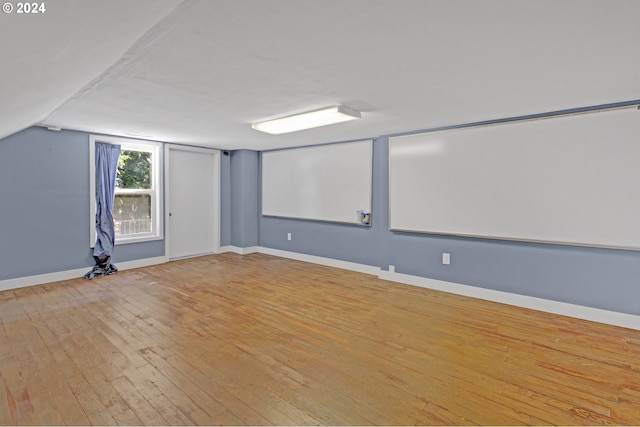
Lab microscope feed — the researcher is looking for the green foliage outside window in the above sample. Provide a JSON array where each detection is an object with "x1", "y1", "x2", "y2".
[
  {"x1": 117, "y1": 150, "x2": 151, "y2": 189},
  {"x1": 115, "y1": 150, "x2": 153, "y2": 234}
]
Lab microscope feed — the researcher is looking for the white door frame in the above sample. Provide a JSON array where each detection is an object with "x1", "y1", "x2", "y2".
[{"x1": 164, "y1": 144, "x2": 221, "y2": 261}]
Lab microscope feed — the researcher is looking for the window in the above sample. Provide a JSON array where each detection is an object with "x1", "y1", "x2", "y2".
[{"x1": 90, "y1": 136, "x2": 163, "y2": 245}]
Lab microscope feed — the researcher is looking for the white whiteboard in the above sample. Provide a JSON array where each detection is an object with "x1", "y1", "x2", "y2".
[
  {"x1": 262, "y1": 140, "x2": 372, "y2": 224},
  {"x1": 389, "y1": 108, "x2": 640, "y2": 250}
]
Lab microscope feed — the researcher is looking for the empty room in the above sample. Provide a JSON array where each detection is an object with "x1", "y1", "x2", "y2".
[{"x1": 1, "y1": 0, "x2": 640, "y2": 425}]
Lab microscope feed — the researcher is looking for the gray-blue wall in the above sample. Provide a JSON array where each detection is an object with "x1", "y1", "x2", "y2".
[
  {"x1": 229, "y1": 150, "x2": 259, "y2": 248},
  {"x1": 0, "y1": 127, "x2": 240, "y2": 281},
  {"x1": 220, "y1": 150, "x2": 231, "y2": 247},
  {"x1": 258, "y1": 136, "x2": 640, "y2": 316},
  {"x1": 3, "y1": 124, "x2": 639, "y2": 317},
  {"x1": 0, "y1": 127, "x2": 164, "y2": 281}
]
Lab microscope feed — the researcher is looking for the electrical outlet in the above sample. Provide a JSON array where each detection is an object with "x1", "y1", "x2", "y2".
[
  {"x1": 442, "y1": 252, "x2": 451, "y2": 265},
  {"x1": 287, "y1": 232, "x2": 292, "y2": 241}
]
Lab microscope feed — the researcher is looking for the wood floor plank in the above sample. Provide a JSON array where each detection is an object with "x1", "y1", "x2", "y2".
[
  {"x1": 128, "y1": 372, "x2": 194, "y2": 426},
  {"x1": 30, "y1": 326, "x2": 92, "y2": 425},
  {"x1": 109, "y1": 376, "x2": 168, "y2": 425},
  {"x1": 138, "y1": 349, "x2": 252, "y2": 425},
  {"x1": 0, "y1": 379, "x2": 18, "y2": 425},
  {"x1": 112, "y1": 408, "x2": 143, "y2": 426},
  {"x1": 1, "y1": 252, "x2": 640, "y2": 425}
]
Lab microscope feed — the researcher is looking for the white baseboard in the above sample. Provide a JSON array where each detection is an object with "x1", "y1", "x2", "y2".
[
  {"x1": 0, "y1": 256, "x2": 167, "y2": 292},
  {"x1": 118, "y1": 256, "x2": 167, "y2": 271},
  {"x1": 378, "y1": 270, "x2": 640, "y2": 331},
  {"x1": 220, "y1": 245, "x2": 260, "y2": 255},
  {"x1": 257, "y1": 247, "x2": 381, "y2": 276},
  {"x1": 5, "y1": 247, "x2": 638, "y2": 331},
  {"x1": 253, "y1": 247, "x2": 640, "y2": 331}
]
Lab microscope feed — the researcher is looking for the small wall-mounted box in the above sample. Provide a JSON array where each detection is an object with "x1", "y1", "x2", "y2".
[{"x1": 442, "y1": 253, "x2": 451, "y2": 265}]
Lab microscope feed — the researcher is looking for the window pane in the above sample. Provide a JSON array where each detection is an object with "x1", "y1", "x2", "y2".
[
  {"x1": 117, "y1": 150, "x2": 152, "y2": 189},
  {"x1": 114, "y1": 194, "x2": 152, "y2": 236}
]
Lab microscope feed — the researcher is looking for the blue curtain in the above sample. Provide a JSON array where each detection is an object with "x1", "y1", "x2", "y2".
[{"x1": 86, "y1": 142, "x2": 120, "y2": 279}]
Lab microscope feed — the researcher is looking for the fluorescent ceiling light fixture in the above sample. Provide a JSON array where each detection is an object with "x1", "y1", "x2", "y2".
[{"x1": 252, "y1": 105, "x2": 361, "y2": 134}]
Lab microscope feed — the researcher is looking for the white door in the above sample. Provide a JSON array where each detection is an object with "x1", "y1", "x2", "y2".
[{"x1": 166, "y1": 146, "x2": 220, "y2": 260}]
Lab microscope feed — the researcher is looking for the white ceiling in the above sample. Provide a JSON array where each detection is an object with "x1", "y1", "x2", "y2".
[{"x1": 2, "y1": 0, "x2": 639, "y2": 150}]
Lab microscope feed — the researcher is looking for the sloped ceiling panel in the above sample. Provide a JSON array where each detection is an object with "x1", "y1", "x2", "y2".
[
  {"x1": 3, "y1": 1, "x2": 640, "y2": 149},
  {"x1": 0, "y1": 0, "x2": 182, "y2": 140}
]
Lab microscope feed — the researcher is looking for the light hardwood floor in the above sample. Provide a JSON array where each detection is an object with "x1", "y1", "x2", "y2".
[{"x1": 1, "y1": 253, "x2": 639, "y2": 425}]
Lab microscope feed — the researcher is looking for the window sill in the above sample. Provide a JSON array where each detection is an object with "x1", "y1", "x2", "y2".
[{"x1": 115, "y1": 234, "x2": 163, "y2": 245}]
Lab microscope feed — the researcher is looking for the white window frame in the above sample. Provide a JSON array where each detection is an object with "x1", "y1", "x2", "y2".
[{"x1": 89, "y1": 135, "x2": 164, "y2": 247}]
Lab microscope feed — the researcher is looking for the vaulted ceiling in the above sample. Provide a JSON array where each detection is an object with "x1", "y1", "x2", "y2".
[{"x1": 2, "y1": 0, "x2": 639, "y2": 150}]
